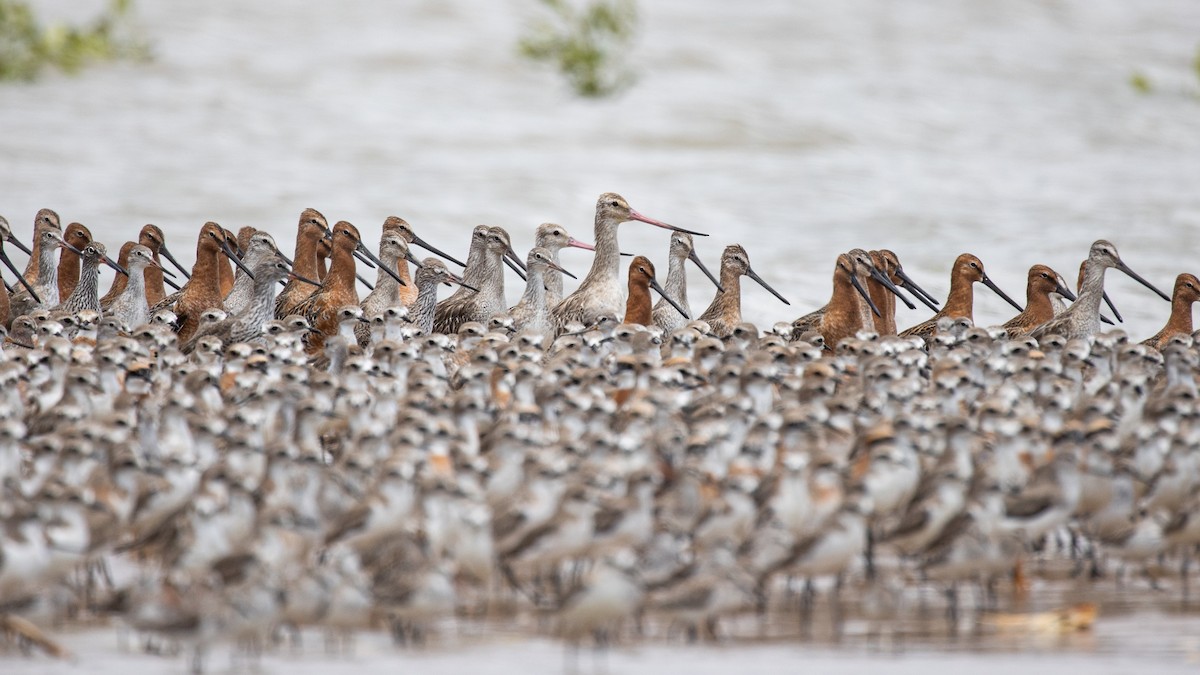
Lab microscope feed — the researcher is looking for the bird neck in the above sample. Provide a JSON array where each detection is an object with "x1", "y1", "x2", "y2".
[
  {"x1": 412, "y1": 277, "x2": 442, "y2": 334},
  {"x1": 1164, "y1": 291, "x2": 1197, "y2": 336},
  {"x1": 519, "y1": 266, "x2": 548, "y2": 311},
  {"x1": 373, "y1": 250, "x2": 402, "y2": 291},
  {"x1": 244, "y1": 271, "x2": 281, "y2": 323},
  {"x1": 217, "y1": 255, "x2": 234, "y2": 297},
  {"x1": 544, "y1": 248, "x2": 564, "y2": 305},
  {"x1": 474, "y1": 250, "x2": 507, "y2": 308},
  {"x1": 1075, "y1": 262, "x2": 1108, "y2": 318},
  {"x1": 118, "y1": 263, "x2": 147, "y2": 301},
  {"x1": 828, "y1": 272, "x2": 863, "y2": 325},
  {"x1": 63, "y1": 259, "x2": 101, "y2": 311},
  {"x1": 57, "y1": 246, "x2": 81, "y2": 300},
  {"x1": 326, "y1": 241, "x2": 359, "y2": 294},
  {"x1": 228, "y1": 250, "x2": 267, "y2": 304},
  {"x1": 660, "y1": 251, "x2": 688, "y2": 306},
  {"x1": 1023, "y1": 280, "x2": 1055, "y2": 325},
  {"x1": 942, "y1": 272, "x2": 976, "y2": 321},
  {"x1": 190, "y1": 243, "x2": 225, "y2": 298},
  {"x1": 624, "y1": 278, "x2": 653, "y2": 326},
  {"x1": 714, "y1": 264, "x2": 744, "y2": 315},
  {"x1": 579, "y1": 219, "x2": 620, "y2": 290},
  {"x1": 37, "y1": 245, "x2": 60, "y2": 292},
  {"x1": 291, "y1": 230, "x2": 323, "y2": 281},
  {"x1": 865, "y1": 275, "x2": 895, "y2": 334}
]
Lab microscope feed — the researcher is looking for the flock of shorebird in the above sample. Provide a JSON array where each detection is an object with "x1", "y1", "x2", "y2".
[{"x1": 1, "y1": 193, "x2": 1199, "y2": 670}]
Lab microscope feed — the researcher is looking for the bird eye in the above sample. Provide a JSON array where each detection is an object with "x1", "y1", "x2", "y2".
[
  {"x1": 969, "y1": 262, "x2": 978, "y2": 269},
  {"x1": 610, "y1": 200, "x2": 619, "y2": 207},
  {"x1": 1041, "y1": 273, "x2": 1049, "y2": 279}
]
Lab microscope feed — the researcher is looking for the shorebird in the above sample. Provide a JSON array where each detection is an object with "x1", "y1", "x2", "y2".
[
  {"x1": 56, "y1": 222, "x2": 93, "y2": 302},
  {"x1": 20, "y1": 208, "x2": 60, "y2": 284},
  {"x1": 791, "y1": 253, "x2": 884, "y2": 350},
  {"x1": 1030, "y1": 241, "x2": 1169, "y2": 341},
  {"x1": 1141, "y1": 273, "x2": 1200, "y2": 350},
  {"x1": 510, "y1": 247, "x2": 576, "y2": 337},
  {"x1": 99, "y1": 241, "x2": 136, "y2": 306},
  {"x1": 294, "y1": 221, "x2": 401, "y2": 353},
  {"x1": 51, "y1": 241, "x2": 125, "y2": 318},
  {"x1": 1077, "y1": 260, "x2": 1124, "y2": 325},
  {"x1": 7, "y1": 226, "x2": 64, "y2": 319},
  {"x1": 552, "y1": 556, "x2": 643, "y2": 656},
  {"x1": 145, "y1": 222, "x2": 190, "y2": 277},
  {"x1": 864, "y1": 250, "x2": 936, "y2": 335},
  {"x1": 835, "y1": 248, "x2": 922, "y2": 337},
  {"x1": 0, "y1": 217, "x2": 39, "y2": 326},
  {"x1": 624, "y1": 255, "x2": 687, "y2": 327},
  {"x1": 215, "y1": 226, "x2": 240, "y2": 299},
  {"x1": 357, "y1": 231, "x2": 419, "y2": 347},
  {"x1": 696, "y1": 244, "x2": 789, "y2": 337},
  {"x1": 433, "y1": 226, "x2": 520, "y2": 335},
  {"x1": 653, "y1": 231, "x2": 723, "y2": 333},
  {"x1": 382, "y1": 215, "x2": 467, "y2": 306},
  {"x1": 276, "y1": 208, "x2": 330, "y2": 318},
  {"x1": 1000, "y1": 265, "x2": 1077, "y2": 338},
  {"x1": 533, "y1": 222, "x2": 595, "y2": 308},
  {"x1": 899, "y1": 253, "x2": 1023, "y2": 340},
  {"x1": 410, "y1": 258, "x2": 471, "y2": 335},
  {"x1": 164, "y1": 222, "x2": 255, "y2": 344},
  {"x1": 223, "y1": 230, "x2": 280, "y2": 316},
  {"x1": 552, "y1": 193, "x2": 705, "y2": 329},
  {"x1": 379, "y1": 218, "x2": 419, "y2": 306},
  {"x1": 97, "y1": 225, "x2": 183, "y2": 308},
  {"x1": 102, "y1": 245, "x2": 163, "y2": 329}
]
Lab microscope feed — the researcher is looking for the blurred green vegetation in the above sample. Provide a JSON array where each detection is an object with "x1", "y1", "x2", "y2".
[
  {"x1": 0, "y1": 0, "x2": 149, "y2": 82},
  {"x1": 519, "y1": 0, "x2": 637, "y2": 98},
  {"x1": 1130, "y1": 45, "x2": 1200, "y2": 96},
  {"x1": 1129, "y1": 71, "x2": 1152, "y2": 94}
]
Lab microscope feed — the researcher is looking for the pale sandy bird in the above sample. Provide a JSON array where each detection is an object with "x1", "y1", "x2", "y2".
[
  {"x1": 652, "y1": 231, "x2": 723, "y2": 333},
  {"x1": 8, "y1": 226, "x2": 66, "y2": 319},
  {"x1": 533, "y1": 222, "x2": 595, "y2": 308},
  {"x1": 510, "y1": 246, "x2": 576, "y2": 337},
  {"x1": 19, "y1": 208, "x2": 61, "y2": 285},
  {"x1": 553, "y1": 193, "x2": 705, "y2": 329},
  {"x1": 434, "y1": 226, "x2": 522, "y2": 335},
  {"x1": 410, "y1": 258, "x2": 472, "y2": 335},
  {"x1": 1030, "y1": 241, "x2": 1169, "y2": 341}
]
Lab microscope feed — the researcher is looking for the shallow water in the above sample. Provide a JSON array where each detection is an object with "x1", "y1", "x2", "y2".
[
  {"x1": 6, "y1": 606, "x2": 1200, "y2": 675},
  {"x1": 5, "y1": 0, "x2": 1200, "y2": 334}
]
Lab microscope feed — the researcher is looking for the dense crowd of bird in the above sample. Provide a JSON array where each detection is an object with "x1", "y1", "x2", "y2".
[{"x1": 1, "y1": 193, "x2": 1199, "y2": 671}]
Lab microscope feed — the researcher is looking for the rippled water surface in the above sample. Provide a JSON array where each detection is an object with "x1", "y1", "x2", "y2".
[{"x1": 4, "y1": 1, "x2": 1200, "y2": 330}]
